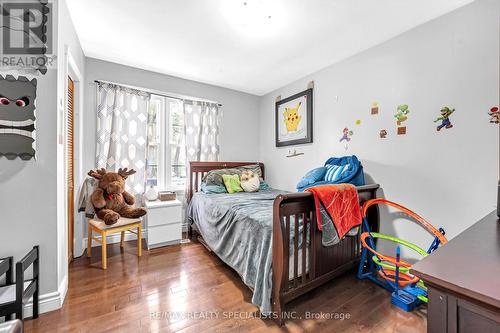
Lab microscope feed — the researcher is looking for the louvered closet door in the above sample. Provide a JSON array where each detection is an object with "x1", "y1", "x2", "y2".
[{"x1": 67, "y1": 76, "x2": 74, "y2": 263}]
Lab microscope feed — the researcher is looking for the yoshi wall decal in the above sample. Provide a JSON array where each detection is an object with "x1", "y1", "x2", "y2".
[
  {"x1": 434, "y1": 106, "x2": 455, "y2": 131},
  {"x1": 489, "y1": 106, "x2": 499, "y2": 124},
  {"x1": 0, "y1": 75, "x2": 37, "y2": 160},
  {"x1": 395, "y1": 104, "x2": 410, "y2": 135}
]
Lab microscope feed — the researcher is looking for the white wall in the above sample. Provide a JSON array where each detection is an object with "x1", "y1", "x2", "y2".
[
  {"x1": 259, "y1": 0, "x2": 499, "y2": 253},
  {"x1": 82, "y1": 58, "x2": 261, "y2": 175}
]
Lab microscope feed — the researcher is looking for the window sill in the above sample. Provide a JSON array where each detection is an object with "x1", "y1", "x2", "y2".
[{"x1": 160, "y1": 186, "x2": 185, "y2": 193}]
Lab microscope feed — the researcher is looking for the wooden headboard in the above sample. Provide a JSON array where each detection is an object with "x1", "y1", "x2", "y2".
[{"x1": 188, "y1": 161, "x2": 265, "y2": 202}]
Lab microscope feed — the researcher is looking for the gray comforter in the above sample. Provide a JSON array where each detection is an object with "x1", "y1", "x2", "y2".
[
  {"x1": 186, "y1": 189, "x2": 355, "y2": 313},
  {"x1": 187, "y1": 189, "x2": 286, "y2": 313}
]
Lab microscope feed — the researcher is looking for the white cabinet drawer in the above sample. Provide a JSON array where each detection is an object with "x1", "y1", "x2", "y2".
[
  {"x1": 147, "y1": 205, "x2": 182, "y2": 227},
  {"x1": 147, "y1": 223, "x2": 181, "y2": 247}
]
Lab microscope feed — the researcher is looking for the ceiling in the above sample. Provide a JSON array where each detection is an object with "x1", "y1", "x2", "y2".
[{"x1": 67, "y1": 0, "x2": 473, "y2": 96}]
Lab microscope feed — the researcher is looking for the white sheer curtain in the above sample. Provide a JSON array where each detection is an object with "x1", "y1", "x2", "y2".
[
  {"x1": 183, "y1": 100, "x2": 221, "y2": 162},
  {"x1": 95, "y1": 82, "x2": 150, "y2": 195}
]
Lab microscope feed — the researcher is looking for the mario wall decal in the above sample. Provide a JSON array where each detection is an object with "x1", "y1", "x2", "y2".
[{"x1": 339, "y1": 127, "x2": 353, "y2": 150}]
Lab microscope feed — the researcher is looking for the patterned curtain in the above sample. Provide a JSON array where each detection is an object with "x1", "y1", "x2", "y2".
[
  {"x1": 95, "y1": 82, "x2": 150, "y2": 195},
  {"x1": 183, "y1": 100, "x2": 221, "y2": 162}
]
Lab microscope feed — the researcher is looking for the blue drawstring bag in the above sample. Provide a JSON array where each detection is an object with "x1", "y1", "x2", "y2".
[{"x1": 297, "y1": 155, "x2": 365, "y2": 191}]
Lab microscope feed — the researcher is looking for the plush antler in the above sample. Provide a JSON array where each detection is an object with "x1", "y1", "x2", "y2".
[
  {"x1": 88, "y1": 168, "x2": 106, "y2": 179},
  {"x1": 118, "y1": 168, "x2": 136, "y2": 179}
]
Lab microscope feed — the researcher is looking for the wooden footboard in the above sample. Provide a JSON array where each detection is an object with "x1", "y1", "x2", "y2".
[{"x1": 271, "y1": 184, "x2": 380, "y2": 326}]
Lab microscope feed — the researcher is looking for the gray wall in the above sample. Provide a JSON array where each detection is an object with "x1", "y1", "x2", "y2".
[
  {"x1": 56, "y1": 0, "x2": 86, "y2": 294},
  {"x1": 259, "y1": 0, "x2": 499, "y2": 256},
  {"x1": 1, "y1": 0, "x2": 498, "y2": 313},
  {"x1": 0, "y1": 0, "x2": 85, "y2": 311},
  {"x1": 83, "y1": 58, "x2": 261, "y2": 175},
  {"x1": 0, "y1": 70, "x2": 58, "y2": 295}
]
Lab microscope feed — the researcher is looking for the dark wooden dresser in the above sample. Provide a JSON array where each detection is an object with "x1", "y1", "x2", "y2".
[{"x1": 411, "y1": 210, "x2": 500, "y2": 333}]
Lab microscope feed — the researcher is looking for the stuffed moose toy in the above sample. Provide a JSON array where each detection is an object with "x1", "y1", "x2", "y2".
[{"x1": 88, "y1": 168, "x2": 147, "y2": 225}]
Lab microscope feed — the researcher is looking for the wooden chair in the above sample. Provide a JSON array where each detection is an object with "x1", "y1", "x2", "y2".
[
  {"x1": 0, "y1": 255, "x2": 13, "y2": 321},
  {"x1": 87, "y1": 217, "x2": 142, "y2": 269},
  {"x1": 0, "y1": 246, "x2": 39, "y2": 320}
]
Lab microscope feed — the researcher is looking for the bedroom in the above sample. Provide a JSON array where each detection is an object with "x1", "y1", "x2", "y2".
[{"x1": 0, "y1": 0, "x2": 498, "y2": 332}]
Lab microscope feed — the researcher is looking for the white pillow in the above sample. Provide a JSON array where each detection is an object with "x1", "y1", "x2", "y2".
[{"x1": 240, "y1": 171, "x2": 260, "y2": 192}]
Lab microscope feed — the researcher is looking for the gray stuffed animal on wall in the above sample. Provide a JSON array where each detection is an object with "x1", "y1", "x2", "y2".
[{"x1": 0, "y1": 75, "x2": 37, "y2": 160}]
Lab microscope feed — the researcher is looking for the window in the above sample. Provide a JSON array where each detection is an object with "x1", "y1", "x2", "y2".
[{"x1": 146, "y1": 95, "x2": 186, "y2": 190}]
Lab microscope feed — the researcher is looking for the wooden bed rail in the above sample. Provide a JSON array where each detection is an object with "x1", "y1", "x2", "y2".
[{"x1": 271, "y1": 184, "x2": 380, "y2": 325}]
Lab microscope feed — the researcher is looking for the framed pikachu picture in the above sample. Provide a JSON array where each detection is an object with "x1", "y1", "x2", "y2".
[{"x1": 275, "y1": 88, "x2": 313, "y2": 147}]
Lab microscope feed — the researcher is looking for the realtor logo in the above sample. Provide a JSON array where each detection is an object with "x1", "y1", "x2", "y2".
[{"x1": 0, "y1": 0, "x2": 53, "y2": 74}]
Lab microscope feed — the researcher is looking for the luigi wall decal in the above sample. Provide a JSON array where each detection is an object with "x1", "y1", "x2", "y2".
[
  {"x1": 434, "y1": 106, "x2": 455, "y2": 131},
  {"x1": 0, "y1": 75, "x2": 37, "y2": 160},
  {"x1": 489, "y1": 106, "x2": 499, "y2": 124},
  {"x1": 339, "y1": 127, "x2": 353, "y2": 150},
  {"x1": 395, "y1": 104, "x2": 410, "y2": 135}
]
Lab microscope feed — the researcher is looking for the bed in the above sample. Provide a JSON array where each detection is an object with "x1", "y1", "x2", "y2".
[{"x1": 186, "y1": 161, "x2": 380, "y2": 325}]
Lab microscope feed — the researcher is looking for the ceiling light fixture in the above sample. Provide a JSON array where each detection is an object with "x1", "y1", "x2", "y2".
[{"x1": 222, "y1": 0, "x2": 284, "y2": 38}]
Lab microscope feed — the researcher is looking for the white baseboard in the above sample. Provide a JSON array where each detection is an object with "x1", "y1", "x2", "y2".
[
  {"x1": 58, "y1": 273, "x2": 68, "y2": 308},
  {"x1": 82, "y1": 230, "x2": 148, "y2": 251},
  {"x1": 23, "y1": 274, "x2": 67, "y2": 317}
]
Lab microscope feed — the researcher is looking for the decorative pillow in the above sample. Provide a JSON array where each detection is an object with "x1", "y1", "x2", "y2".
[
  {"x1": 201, "y1": 178, "x2": 270, "y2": 193},
  {"x1": 259, "y1": 181, "x2": 271, "y2": 191},
  {"x1": 222, "y1": 174, "x2": 244, "y2": 193},
  {"x1": 203, "y1": 164, "x2": 262, "y2": 187},
  {"x1": 296, "y1": 167, "x2": 327, "y2": 189},
  {"x1": 240, "y1": 171, "x2": 260, "y2": 192},
  {"x1": 324, "y1": 164, "x2": 350, "y2": 182},
  {"x1": 201, "y1": 183, "x2": 228, "y2": 194}
]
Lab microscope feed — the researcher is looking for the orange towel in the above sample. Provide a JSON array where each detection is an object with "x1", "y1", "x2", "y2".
[{"x1": 305, "y1": 184, "x2": 362, "y2": 239}]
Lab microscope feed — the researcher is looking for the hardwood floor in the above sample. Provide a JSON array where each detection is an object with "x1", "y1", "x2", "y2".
[{"x1": 24, "y1": 240, "x2": 427, "y2": 333}]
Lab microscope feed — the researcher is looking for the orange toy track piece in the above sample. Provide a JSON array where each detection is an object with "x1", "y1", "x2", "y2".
[
  {"x1": 361, "y1": 198, "x2": 448, "y2": 246},
  {"x1": 377, "y1": 269, "x2": 419, "y2": 287},
  {"x1": 360, "y1": 232, "x2": 420, "y2": 286},
  {"x1": 360, "y1": 232, "x2": 412, "y2": 267}
]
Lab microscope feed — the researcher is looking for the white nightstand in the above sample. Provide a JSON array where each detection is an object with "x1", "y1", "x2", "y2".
[{"x1": 144, "y1": 199, "x2": 182, "y2": 249}]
